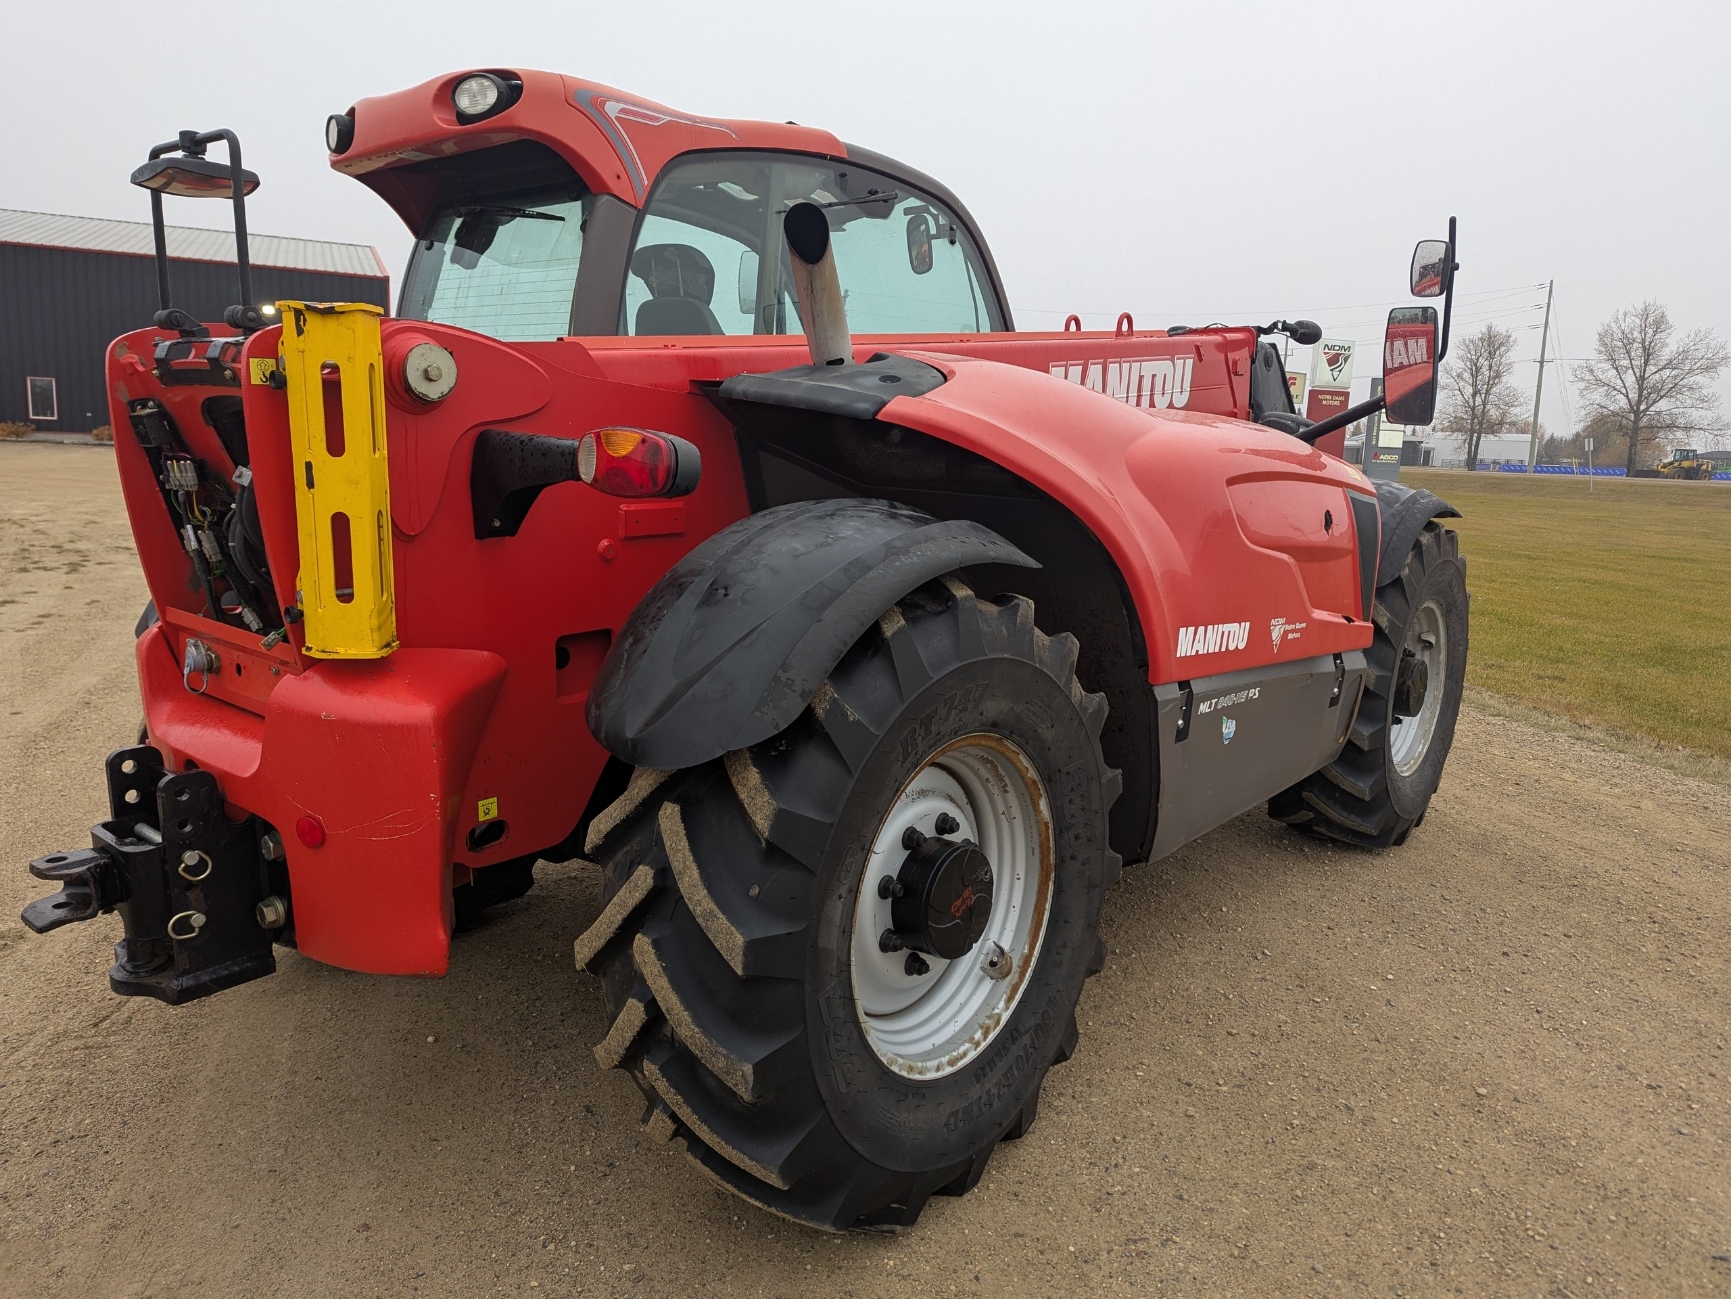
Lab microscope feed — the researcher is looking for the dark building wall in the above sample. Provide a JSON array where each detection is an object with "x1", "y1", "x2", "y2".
[{"x1": 0, "y1": 243, "x2": 388, "y2": 430}]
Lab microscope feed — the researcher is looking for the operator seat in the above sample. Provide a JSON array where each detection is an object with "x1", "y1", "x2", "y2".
[{"x1": 631, "y1": 243, "x2": 723, "y2": 335}]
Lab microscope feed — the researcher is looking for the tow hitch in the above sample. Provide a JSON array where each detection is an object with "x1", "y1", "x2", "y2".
[{"x1": 23, "y1": 745, "x2": 281, "y2": 1005}]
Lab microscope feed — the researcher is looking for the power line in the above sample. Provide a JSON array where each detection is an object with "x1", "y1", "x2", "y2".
[{"x1": 1016, "y1": 281, "x2": 1551, "y2": 322}]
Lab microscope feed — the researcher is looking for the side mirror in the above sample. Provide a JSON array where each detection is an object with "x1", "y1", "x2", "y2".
[
  {"x1": 1410, "y1": 239, "x2": 1448, "y2": 298},
  {"x1": 737, "y1": 249, "x2": 758, "y2": 316},
  {"x1": 1384, "y1": 306, "x2": 1439, "y2": 426},
  {"x1": 130, "y1": 156, "x2": 260, "y2": 198},
  {"x1": 906, "y1": 213, "x2": 934, "y2": 275}
]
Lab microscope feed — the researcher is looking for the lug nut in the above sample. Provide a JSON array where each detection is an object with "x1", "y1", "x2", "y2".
[
  {"x1": 901, "y1": 825, "x2": 926, "y2": 851},
  {"x1": 904, "y1": 952, "x2": 931, "y2": 977},
  {"x1": 878, "y1": 928, "x2": 905, "y2": 953},
  {"x1": 877, "y1": 874, "x2": 904, "y2": 900},
  {"x1": 934, "y1": 812, "x2": 960, "y2": 836}
]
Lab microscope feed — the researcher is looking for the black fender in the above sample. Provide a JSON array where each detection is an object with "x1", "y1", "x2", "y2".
[
  {"x1": 586, "y1": 499, "x2": 1038, "y2": 769},
  {"x1": 1374, "y1": 480, "x2": 1460, "y2": 586}
]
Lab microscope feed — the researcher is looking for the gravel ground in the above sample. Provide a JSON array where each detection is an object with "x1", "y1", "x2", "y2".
[{"x1": 2, "y1": 443, "x2": 1727, "y2": 1297}]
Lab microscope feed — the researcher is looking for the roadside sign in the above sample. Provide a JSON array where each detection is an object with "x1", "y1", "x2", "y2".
[{"x1": 1585, "y1": 437, "x2": 1594, "y2": 451}]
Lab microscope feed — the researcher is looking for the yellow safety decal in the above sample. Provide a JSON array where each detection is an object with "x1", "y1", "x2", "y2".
[
  {"x1": 276, "y1": 301, "x2": 396, "y2": 659},
  {"x1": 248, "y1": 357, "x2": 277, "y2": 385},
  {"x1": 477, "y1": 797, "x2": 499, "y2": 822}
]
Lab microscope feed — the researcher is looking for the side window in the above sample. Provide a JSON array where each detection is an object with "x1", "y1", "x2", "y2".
[
  {"x1": 829, "y1": 195, "x2": 989, "y2": 334},
  {"x1": 628, "y1": 152, "x2": 1003, "y2": 337},
  {"x1": 623, "y1": 214, "x2": 757, "y2": 336}
]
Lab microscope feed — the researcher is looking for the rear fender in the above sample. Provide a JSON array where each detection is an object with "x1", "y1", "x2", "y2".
[{"x1": 585, "y1": 499, "x2": 1036, "y2": 769}]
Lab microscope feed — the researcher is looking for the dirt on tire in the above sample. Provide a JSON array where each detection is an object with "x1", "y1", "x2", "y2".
[{"x1": 3, "y1": 444, "x2": 1727, "y2": 1297}]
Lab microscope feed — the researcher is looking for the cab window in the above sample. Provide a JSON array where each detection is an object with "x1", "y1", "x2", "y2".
[
  {"x1": 398, "y1": 140, "x2": 594, "y2": 342},
  {"x1": 626, "y1": 152, "x2": 1003, "y2": 337}
]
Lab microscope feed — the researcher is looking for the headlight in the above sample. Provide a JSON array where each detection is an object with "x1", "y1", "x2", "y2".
[{"x1": 453, "y1": 73, "x2": 505, "y2": 121}]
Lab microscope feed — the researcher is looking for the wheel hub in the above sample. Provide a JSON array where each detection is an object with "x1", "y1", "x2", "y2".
[
  {"x1": 850, "y1": 734, "x2": 1054, "y2": 1079},
  {"x1": 1392, "y1": 650, "x2": 1430, "y2": 719},
  {"x1": 882, "y1": 830, "x2": 994, "y2": 960}
]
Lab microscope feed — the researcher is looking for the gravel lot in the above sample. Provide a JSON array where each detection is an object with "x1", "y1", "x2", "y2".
[{"x1": 2, "y1": 443, "x2": 1726, "y2": 1297}]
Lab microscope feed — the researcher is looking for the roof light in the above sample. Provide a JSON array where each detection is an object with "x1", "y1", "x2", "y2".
[
  {"x1": 130, "y1": 156, "x2": 260, "y2": 199},
  {"x1": 453, "y1": 73, "x2": 505, "y2": 121},
  {"x1": 577, "y1": 428, "x2": 702, "y2": 498},
  {"x1": 325, "y1": 113, "x2": 355, "y2": 155}
]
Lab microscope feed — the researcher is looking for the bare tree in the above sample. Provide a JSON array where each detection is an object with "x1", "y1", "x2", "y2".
[
  {"x1": 1575, "y1": 302, "x2": 1729, "y2": 472},
  {"x1": 1438, "y1": 323, "x2": 1523, "y2": 469}
]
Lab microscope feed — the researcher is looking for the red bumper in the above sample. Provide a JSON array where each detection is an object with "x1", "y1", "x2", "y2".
[{"x1": 138, "y1": 626, "x2": 506, "y2": 975}]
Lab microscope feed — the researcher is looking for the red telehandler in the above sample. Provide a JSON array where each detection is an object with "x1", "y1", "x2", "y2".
[{"x1": 24, "y1": 69, "x2": 1467, "y2": 1230}]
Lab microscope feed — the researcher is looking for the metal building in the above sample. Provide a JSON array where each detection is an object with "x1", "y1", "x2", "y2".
[{"x1": 0, "y1": 209, "x2": 387, "y2": 431}]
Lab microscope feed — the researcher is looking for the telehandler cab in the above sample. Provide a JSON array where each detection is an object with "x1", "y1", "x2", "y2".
[{"x1": 24, "y1": 69, "x2": 1468, "y2": 1230}]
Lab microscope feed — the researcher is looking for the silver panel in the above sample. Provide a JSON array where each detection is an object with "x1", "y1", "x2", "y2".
[{"x1": 1149, "y1": 651, "x2": 1369, "y2": 860}]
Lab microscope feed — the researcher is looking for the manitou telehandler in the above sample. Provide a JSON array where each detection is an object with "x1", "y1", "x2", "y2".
[{"x1": 24, "y1": 69, "x2": 1468, "y2": 1230}]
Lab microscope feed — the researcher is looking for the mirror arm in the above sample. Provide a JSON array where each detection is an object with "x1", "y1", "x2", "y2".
[
  {"x1": 1437, "y1": 215, "x2": 1458, "y2": 363},
  {"x1": 1296, "y1": 392, "x2": 1385, "y2": 445}
]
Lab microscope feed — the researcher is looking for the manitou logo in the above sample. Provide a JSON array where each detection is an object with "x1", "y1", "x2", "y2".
[
  {"x1": 1050, "y1": 356, "x2": 1194, "y2": 409},
  {"x1": 1175, "y1": 621, "x2": 1250, "y2": 657}
]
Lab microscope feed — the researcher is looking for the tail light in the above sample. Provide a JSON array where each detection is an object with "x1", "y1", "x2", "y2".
[{"x1": 577, "y1": 428, "x2": 701, "y2": 498}]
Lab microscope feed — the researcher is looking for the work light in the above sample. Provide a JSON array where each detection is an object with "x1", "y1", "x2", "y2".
[
  {"x1": 325, "y1": 113, "x2": 355, "y2": 155},
  {"x1": 453, "y1": 74, "x2": 505, "y2": 120}
]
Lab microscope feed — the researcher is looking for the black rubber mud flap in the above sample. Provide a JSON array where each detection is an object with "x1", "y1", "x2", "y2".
[{"x1": 586, "y1": 499, "x2": 1036, "y2": 770}]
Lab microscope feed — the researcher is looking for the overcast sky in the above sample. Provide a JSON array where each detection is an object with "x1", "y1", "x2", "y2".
[{"x1": 6, "y1": 1, "x2": 1728, "y2": 436}]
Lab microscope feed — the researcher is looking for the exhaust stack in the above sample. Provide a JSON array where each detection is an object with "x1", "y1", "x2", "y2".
[{"x1": 783, "y1": 202, "x2": 852, "y2": 367}]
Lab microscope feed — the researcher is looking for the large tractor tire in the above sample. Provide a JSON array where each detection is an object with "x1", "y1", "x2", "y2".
[
  {"x1": 575, "y1": 578, "x2": 1120, "y2": 1229},
  {"x1": 1270, "y1": 520, "x2": 1468, "y2": 847}
]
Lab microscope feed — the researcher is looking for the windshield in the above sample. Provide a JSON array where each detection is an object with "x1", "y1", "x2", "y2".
[{"x1": 401, "y1": 184, "x2": 593, "y2": 342}]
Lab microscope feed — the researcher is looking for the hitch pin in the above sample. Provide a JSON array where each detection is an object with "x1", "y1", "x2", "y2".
[
  {"x1": 178, "y1": 849, "x2": 213, "y2": 881},
  {"x1": 167, "y1": 911, "x2": 207, "y2": 941}
]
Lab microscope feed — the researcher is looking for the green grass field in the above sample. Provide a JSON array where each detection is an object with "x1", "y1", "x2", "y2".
[{"x1": 1403, "y1": 469, "x2": 1731, "y2": 761}]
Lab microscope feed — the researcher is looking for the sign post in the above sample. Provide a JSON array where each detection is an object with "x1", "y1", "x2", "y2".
[{"x1": 1585, "y1": 436, "x2": 1594, "y2": 494}]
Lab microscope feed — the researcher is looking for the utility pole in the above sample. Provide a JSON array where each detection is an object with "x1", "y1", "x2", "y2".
[{"x1": 1525, "y1": 279, "x2": 1554, "y2": 469}]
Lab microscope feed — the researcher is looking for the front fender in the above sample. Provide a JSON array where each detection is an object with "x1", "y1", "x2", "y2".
[
  {"x1": 1374, "y1": 480, "x2": 1461, "y2": 585},
  {"x1": 586, "y1": 499, "x2": 1036, "y2": 769}
]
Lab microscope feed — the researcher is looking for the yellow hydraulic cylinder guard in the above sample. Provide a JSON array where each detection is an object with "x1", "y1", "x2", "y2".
[{"x1": 277, "y1": 302, "x2": 397, "y2": 658}]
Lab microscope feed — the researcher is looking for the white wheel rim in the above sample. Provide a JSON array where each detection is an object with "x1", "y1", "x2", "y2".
[
  {"x1": 850, "y1": 733, "x2": 1054, "y2": 1080},
  {"x1": 1390, "y1": 599, "x2": 1447, "y2": 777}
]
